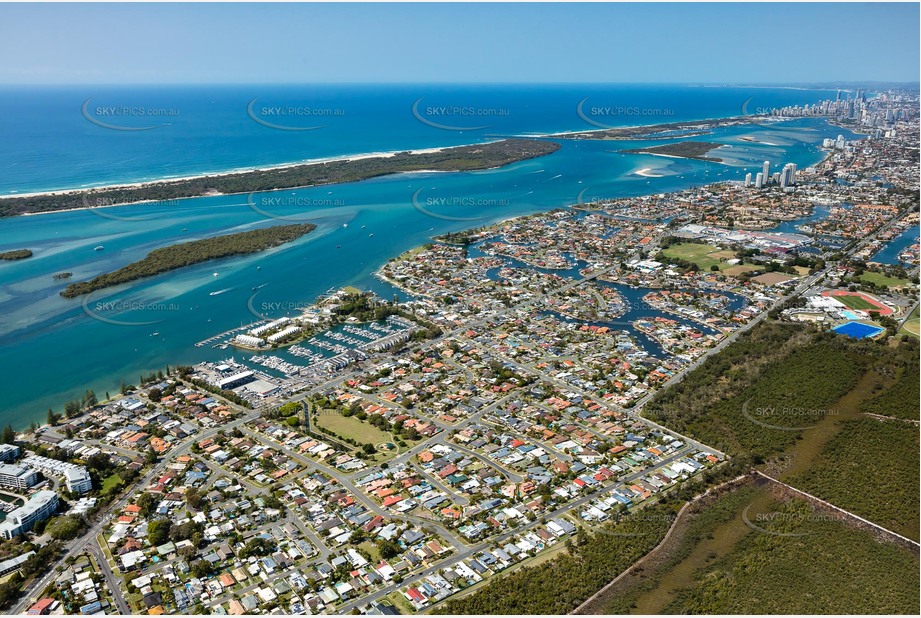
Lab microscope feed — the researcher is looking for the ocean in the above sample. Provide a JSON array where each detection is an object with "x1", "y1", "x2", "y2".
[{"x1": 0, "y1": 84, "x2": 867, "y2": 427}]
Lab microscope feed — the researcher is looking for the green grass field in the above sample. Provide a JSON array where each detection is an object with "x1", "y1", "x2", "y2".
[
  {"x1": 661, "y1": 243, "x2": 762, "y2": 276},
  {"x1": 899, "y1": 305, "x2": 919, "y2": 338},
  {"x1": 314, "y1": 412, "x2": 392, "y2": 446},
  {"x1": 832, "y1": 294, "x2": 878, "y2": 311},
  {"x1": 859, "y1": 271, "x2": 911, "y2": 288},
  {"x1": 358, "y1": 540, "x2": 381, "y2": 562},
  {"x1": 661, "y1": 243, "x2": 726, "y2": 270},
  {"x1": 386, "y1": 591, "x2": 416, "y2": 615},
  {"x1": 102, "y1": 473, "x2": 124, "y2": 493}
]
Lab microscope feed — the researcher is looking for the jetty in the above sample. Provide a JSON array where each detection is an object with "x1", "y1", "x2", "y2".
[{"x1": 195, "y1": 321, "x2": 266, "y2": 348}]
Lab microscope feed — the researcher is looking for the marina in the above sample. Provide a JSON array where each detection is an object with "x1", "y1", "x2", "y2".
[
  {"x1": 0, "y1": 5, "x2": 918, "y2": 617},
  {"x1": 191, "y1": 307, "x2": 422, "y2": 400},
  {"x1": 247, "y1": 354, "x2": 308, "y2": 376},
  {"x1": 0, "y1": 87, "x2": 879, "y2": 427},
  {"x1": 194, "y1": 321, "x2": 266, "y2": 348}
]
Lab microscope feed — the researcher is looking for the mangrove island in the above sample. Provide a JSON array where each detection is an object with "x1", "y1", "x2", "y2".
[
  {"x1": 621, "y1": 141, "x2": 725, "y2": 162},
  {"x1": 0, "y1": 249, "x2": 33, "y2": 260},
  {"x1": 60, "y1": 223, "x2": 316, "y2": 298}
]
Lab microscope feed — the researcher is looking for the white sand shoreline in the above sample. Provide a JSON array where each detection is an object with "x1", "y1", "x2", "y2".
[
  {"x1": 540, "y1": 113, "x2": 762, "y2": 138},
  {"x1": 6, "y1": 142, "x2": 498, "y2": 209}
]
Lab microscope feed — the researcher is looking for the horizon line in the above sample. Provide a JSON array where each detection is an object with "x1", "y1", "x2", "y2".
[{"x1": 0, "y1": 80, "x2": 918, "y2": 88}]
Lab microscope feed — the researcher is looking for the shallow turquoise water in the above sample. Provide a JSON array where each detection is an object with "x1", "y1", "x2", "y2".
[{"x1": 0, "y1": 85, "x2": 860, "y2": 428}]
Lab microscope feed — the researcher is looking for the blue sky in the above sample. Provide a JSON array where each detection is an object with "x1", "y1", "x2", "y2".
[{"x1": 0, "y1": 3, "x2": 917, "y2": 84}]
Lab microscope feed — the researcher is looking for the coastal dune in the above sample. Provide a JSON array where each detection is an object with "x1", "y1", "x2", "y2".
[{"x1": 1, "y1": 139, "x2": 561, "y2": 218}]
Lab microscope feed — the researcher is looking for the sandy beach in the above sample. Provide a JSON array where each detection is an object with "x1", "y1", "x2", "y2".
[
  {"x1": 738, "y1": 136, "x2": 780, "y2": 146},
  {"x1": 541, "y1": 113, "x2": 764, "y2": 139},
  {"x1": 8, "y1": 143, "x2": 496, "y2": 216}
]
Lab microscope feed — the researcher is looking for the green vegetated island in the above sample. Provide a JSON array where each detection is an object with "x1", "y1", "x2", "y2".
[
  {"x1": 0, "y1": 139, "x2": 560, "y2": 217},
  {"x1": 621, "y1": 141, "x2": 725, "y2": 162},
  {"x1": 435, "y1": 321, "x2": 919, "y2": 615},
  {"x1": 555, "y1": 115, "x2": 764, "y2": 141},
  {"x1": 0, "y1": 249, "x2": 32, "y2": 260},
  {"x1": 60, "y1": 223, "x2": 316, "y2": 298}
]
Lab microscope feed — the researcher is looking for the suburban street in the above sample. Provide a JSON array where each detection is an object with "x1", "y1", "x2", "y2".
[{"x1": 11, "y1": 182, "x2": 914, "y2": 616}]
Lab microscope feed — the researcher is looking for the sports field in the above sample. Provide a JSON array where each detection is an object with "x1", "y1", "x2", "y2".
[
  {"x1": 859, "y1": 271, "x2": 911, "y2": 288},
  {"x1": 823, "y1": 290, "x2": 892, "y2": 315},
  {"x1": 661, "y1": 243, "x2": 761, "y2": 275},
  {"x1": 833, "y1": 321, "x2": 885, "y2": 339},
  {"x1": 834, "y1": 295, "x2": 878, "y2": 311}
]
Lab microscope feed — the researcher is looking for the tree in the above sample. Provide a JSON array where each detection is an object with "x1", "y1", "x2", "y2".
[
  {"x1": 185, "y1": 488, "x2": 204, "y2": 510},
  {"x1": 146, "y1": 447, "x2": 158, "y2": 464},
  {"x1": 83, "y1": 389, "x2": 98, "y2": 408},
  {"x1": 136, "y1": 492, "x2": 157, "y2": 518},
  {"x1": 178, "y1": 545, "x2": 198, "y2": 559},
  {"x1": 46, "y1": 409, "x2": 61, "y2": 426},
  {"x1": 263, "y1": 494, "x2": 283, "y2": 510},
  {"x1": 239, "y1": 537, "x2": 274, "y2": 559},
  {"x1": 190, "y1": 559, "x2": 212, "y2": 579},
  {"x1": 147, "y1": 519, "x2": 172, "y2": 546},
  {"x1": 0, "y1": 577, "x2": 23, "y2": 610},
  {"x1": 118, "y1": 467, "x2": 139, "y2": 485},
  {"x1": 170, "y1": 521, "x2": 204, "y2": 544},
  {"x1": 377, "y1": 539, "x2": 400, "y2": 559},
  {"x1": 1, "y1": 425, "x2": 15, "y2": 444},
  {"x1": 64, "y1": 400, "x2": 81, "y2": 418},
  {"x1": 148, "y1": 387, "x2": 162, "y2": 403},
  {"x1": 46, "y1": 515, "x2": 86, "y2": 541},
  {"x1": 86, "y1": 452, "x2": 114, "y2": 474}
]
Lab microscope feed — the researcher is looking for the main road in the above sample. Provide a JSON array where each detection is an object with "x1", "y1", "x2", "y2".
[
  {"x1": 12, "y1": 407, "x2": 262, "y2": 614},
  {"x1": 15, "y1": 204, "x2": 907, "y2": 613}
]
